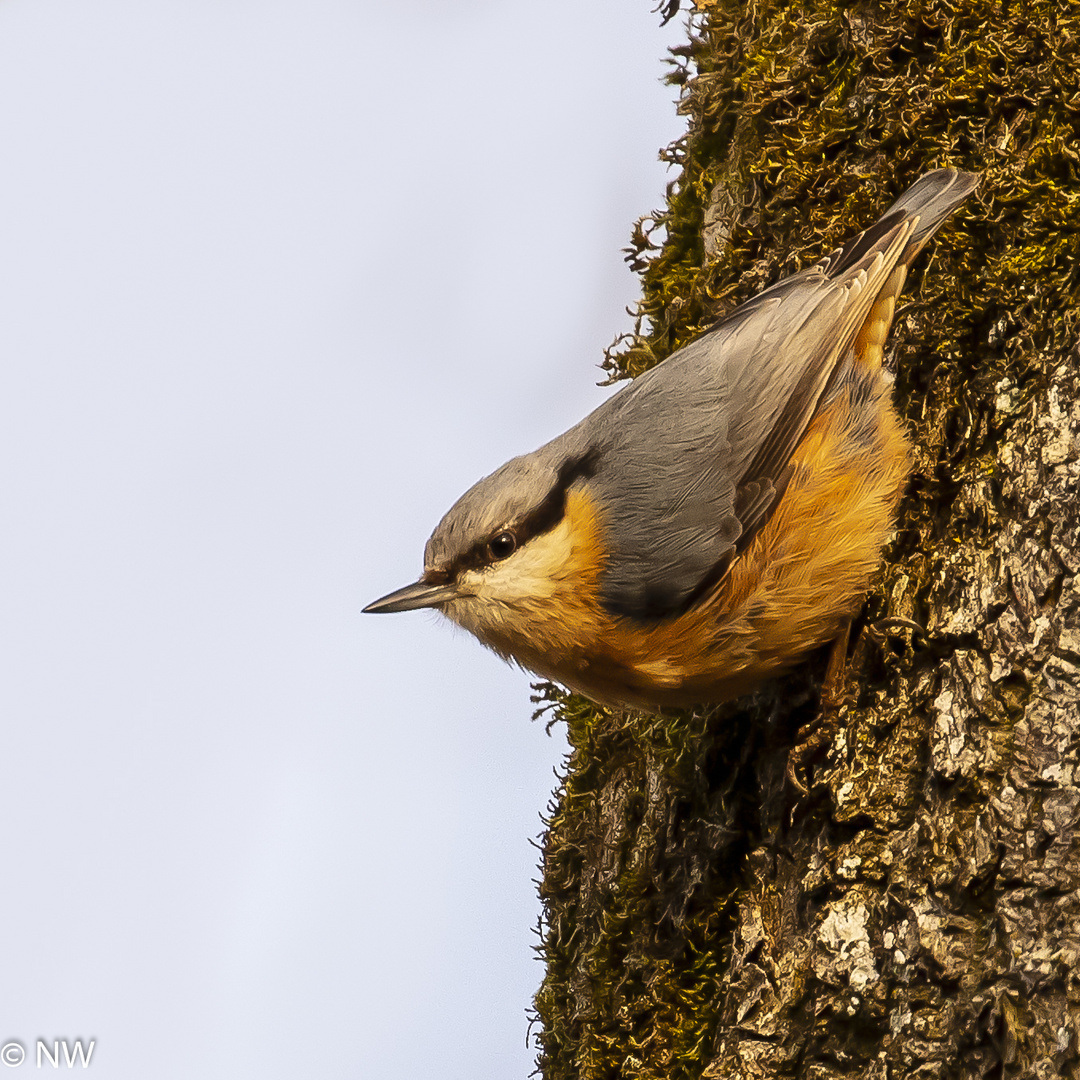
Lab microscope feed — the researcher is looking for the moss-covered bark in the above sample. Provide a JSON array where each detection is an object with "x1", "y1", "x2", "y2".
[{"x1": 533, "y1": 1, "x2": 1080, "y2": 1077}]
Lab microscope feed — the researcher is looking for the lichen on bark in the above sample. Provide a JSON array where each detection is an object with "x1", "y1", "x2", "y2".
[{"x1": 532, "y1": 1, "x2": 1080, "y2": 1077}]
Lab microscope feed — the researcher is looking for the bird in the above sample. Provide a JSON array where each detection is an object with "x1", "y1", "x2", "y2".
[{"x1": 364, "y1": 168, "x2": 979, "y2": 712}]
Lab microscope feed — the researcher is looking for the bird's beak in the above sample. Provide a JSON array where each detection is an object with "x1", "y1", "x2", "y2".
[{"x1": 362, "y1": 578, "x2": 459, "y2": 614}]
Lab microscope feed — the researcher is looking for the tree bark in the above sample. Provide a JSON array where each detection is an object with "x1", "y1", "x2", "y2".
[{"x1": 533, "y1": 1, "x2": 1080, "y2": 1077}]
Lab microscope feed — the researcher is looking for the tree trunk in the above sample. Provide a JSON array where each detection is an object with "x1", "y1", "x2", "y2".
[{"x1": 533, "y1": 1, "x2": 1080, "y2": 1077}]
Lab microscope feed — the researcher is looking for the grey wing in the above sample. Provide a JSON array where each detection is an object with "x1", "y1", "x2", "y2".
[{"x1": 587, "y1": 221, "x2": 913, "y2": 621}]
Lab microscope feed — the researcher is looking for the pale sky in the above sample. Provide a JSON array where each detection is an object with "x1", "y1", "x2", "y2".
[{"x1": 0, "y1": 2, "x2": 685, "y2": 1077}]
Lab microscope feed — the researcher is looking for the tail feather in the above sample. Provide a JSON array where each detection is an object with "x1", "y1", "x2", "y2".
[
  {"x1": 825, "y1": 168, "x2": 980, "y2": 279},
  {"x1": 835, "y1": 169, "x2": 979, "y2": 374},
  {"x1": 880, "y1": 168, "x2": 981, "y2": 265}
]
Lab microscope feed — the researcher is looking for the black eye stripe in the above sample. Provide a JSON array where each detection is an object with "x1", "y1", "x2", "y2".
[
  {"x1": 442, "y1": 448, "x2": 601, "y2": 577},
  {"x1": 511, "y1": 447, "x2": 600, "y2": 547}
]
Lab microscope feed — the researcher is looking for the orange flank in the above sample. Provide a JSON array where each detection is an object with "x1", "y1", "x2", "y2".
[{"x1": 470, "y1": 385, "x2": 910, "y2": 711}]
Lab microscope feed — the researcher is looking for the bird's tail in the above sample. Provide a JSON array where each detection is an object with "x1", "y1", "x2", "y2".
[
  {"x1": 827, "y1": 168, "x2": 980, "y2": 281},
  {"x1": 833, "y1": 169, "x2": 979, "y2": 377},
  {"x1": 880, "y1": 168, "x2": 981, "y2": 266}
]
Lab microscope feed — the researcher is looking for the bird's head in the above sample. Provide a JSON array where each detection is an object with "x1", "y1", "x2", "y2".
[{"x1": 363, "y1": 446, "x2": 603, "y2": 652}]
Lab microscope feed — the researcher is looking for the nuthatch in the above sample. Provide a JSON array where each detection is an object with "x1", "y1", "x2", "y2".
[{"x1": 365, "y1": 169, "x2": 979, "y2": 711}]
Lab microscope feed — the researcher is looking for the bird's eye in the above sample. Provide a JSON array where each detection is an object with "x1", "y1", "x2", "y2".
[{"x1": 487, "y1": 531, "x2": 517, "y2": 561}]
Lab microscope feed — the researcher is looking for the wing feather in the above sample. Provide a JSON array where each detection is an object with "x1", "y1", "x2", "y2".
[
  {"x1": 589, "y1": 222, "x2": 913, "y2": 620},
  {"x1": 565, "y1": 169, "x2": 977, "y2": 621}
]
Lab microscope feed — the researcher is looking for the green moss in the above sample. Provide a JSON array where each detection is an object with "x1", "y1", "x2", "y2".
[{"x1": 533, "y1": 0, "x2": 1080, "y2": 1076}]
